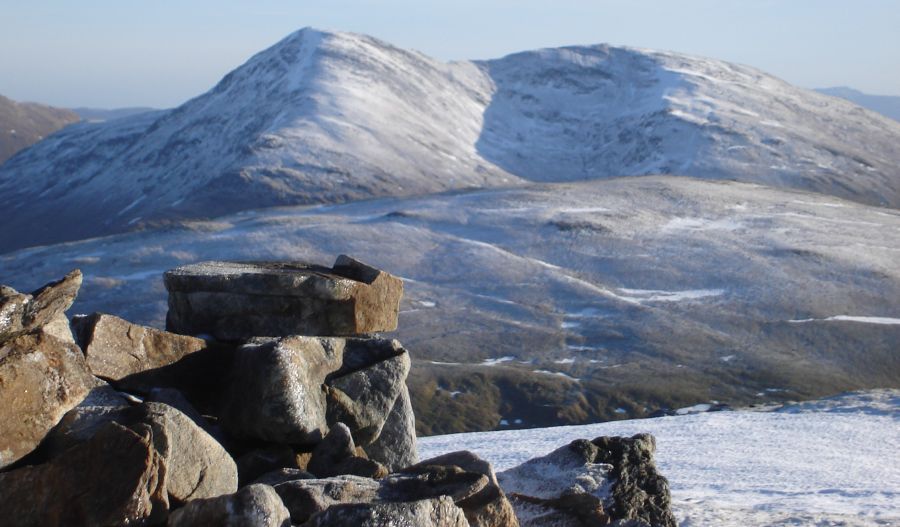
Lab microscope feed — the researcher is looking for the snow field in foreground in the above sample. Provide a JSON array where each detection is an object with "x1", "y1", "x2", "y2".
[{"x1": 419, "y1": 391, "x2": 900, "y2": 526}]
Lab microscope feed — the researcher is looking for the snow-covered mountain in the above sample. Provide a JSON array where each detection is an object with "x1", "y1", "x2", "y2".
[
  {"x1": 3, "y1": 28, "x2": 900, "y2": 251},
  {"x1": 420, "y1": 390, "x2": 900, "y2": 526},
  {"x1": 817, "y1": 86, "x2": 900, "y2": 122}
]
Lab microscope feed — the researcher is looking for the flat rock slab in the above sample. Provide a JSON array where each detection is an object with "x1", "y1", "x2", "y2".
[{"x1": 164, "y1": 255, "x2": 403, "y2": 340}]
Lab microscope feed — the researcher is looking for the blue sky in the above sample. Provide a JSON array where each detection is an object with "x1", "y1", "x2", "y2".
[{"x1": 1, "y1": 0, "x2": 898, "y2": 108}]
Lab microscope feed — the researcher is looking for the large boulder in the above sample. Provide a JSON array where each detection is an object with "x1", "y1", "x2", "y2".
[
  {"x1": 364, "y1": 384, "x2": 418, "y2": 471},
  {"x1": 0, "y1": 270, "x2": 81, "y2": 344},
  {"x1": 167, "y1": 484, "x2": 290, "y2": 527},
  {"x1": 164, "y1": 255, "x2": 403, "y2": 340},
  {"x1": 0, "y1": 422, "x2": 168, "y2": 526},
  {"x1": 220, "y1": 336, "x2": 411, "y2": 446},
  {"x1": 72, "y1": 313, "x2": 208, "y2": 381},
  {"x1": 410, "y1": 451, "x2": 519, "y2": 527},
  {"x1": 497, "y1": 435, "x2": 676, "y2": 527},
  {"x1": 40, "y1": 382, "x2": 133, "y2": 455},
  {"x1": 304, "y1": 496, "x2": 470, "y2": 527},
  {"x1": 0, "y1": 331, "x2": 96, "y2": 468}
]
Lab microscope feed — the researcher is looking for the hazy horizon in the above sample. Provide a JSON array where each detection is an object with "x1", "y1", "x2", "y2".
[{"x1": 2, "y1": 0, "x2": 899, "y2": 108}]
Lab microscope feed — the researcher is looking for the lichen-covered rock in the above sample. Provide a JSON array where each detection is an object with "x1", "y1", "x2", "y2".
[
  {"x1": 592, "y1": 434, "x2": 676, "y2": 527},
  {"x1": 164, "y1": 255, "x2": 403, "y2": 340},
  {"x1": 304, "y1": 496, "x2": 470, "y2": 527},
  {"x1": 407, "y1": 451, "x2": 518, "y2": 527},
  {"x1": 0, "y1": 331, "x2": 96, "y2": 468},
  {"x1": 365, "y1": 385, "x2": 418, "y2": 471},
  {"x1": 167, "y1": 484, "x2": 290, "y2": 527},
  {"x1": 72, "y1": 313, "x2": 208, "y2": 381},
  {"x1": 0, "y1": 422, "x2": 168, "y2": 527},
  {"x1": 0, "y1": 270, "x2": 81, "y2": 344}
]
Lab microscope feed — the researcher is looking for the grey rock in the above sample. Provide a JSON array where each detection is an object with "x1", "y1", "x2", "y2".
[
  {"x1": 592, "y1": 434, "x2": 676, "y2": 527},
  {"x1": 304, "y1": 495, "x2": 470, "y2": 527},
  {"x1": 136, "y1": 402, "x2": 238, "y2": 504},
  {"x1": 365, "y1": 385, "x2": 418, "y2": 471},
  {"x1": 381, "y1": 465, "x2": 488, "y2": 503},
  {"x1": 220, "y1": 336, "x2": 344, "y2": 444},
  {"x1": 253, "y1": 468, "x2": 315, "y2": 486},
  {"x1": 164, "y1": 255, "x2": 403, "y2": 340},
  {"x1": 308, "y1": 422, "x2": 388, "y2": 479},
  {"x1": 274, "y1": 475, "x2": 380, "y2": 524},
  {"x1": 0, "y1": 422, "x2": 168, "y2": 527},
  {"x1": 72, "y1": 312, "x2": 208, "y2": 381},
  {"x1": 41, "y1": 383, "x2": 133, "y2": 455},
  {"x1": 406, "y1": 451, "x2": 518, "y2": 527},
  {"x1": 167, "y1": 484, "x2": 290, "y2": 527},
  {"x1": 0, "y1": 331, "x2": 96, "y2": 468},
  {"x1": 0, "y1": 270, "x2": 81, "y2": 344},
  {"x1": 236, "y1": 445, "x2": 306, "y2": 487},
  {"x1": 326, "y1": 343, "x2": 410, "y2": 446}
]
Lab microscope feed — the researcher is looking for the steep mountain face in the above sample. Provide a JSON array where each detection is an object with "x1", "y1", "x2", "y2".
[
  {"x1": 71, "y1": 107, "x2": 158, "y2": 122},
  {"x1": 0, "y1": 94, "x2": 80, "y2": 164},
  {"x1": 817, "y1": 86, "x2": 900, "y2": 122},
  {"x1": 2, "y1": 28, "x2": 900, "y2": 252}
]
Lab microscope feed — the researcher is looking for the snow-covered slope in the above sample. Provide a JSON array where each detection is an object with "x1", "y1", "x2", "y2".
[
  {"x1": 817, "y1": 86, "x2": 900, "y2": 122},
  {"x1": 3, "y1": 28, "x2": 900, "y2": 251},
  {"x1": 420, "y1": 390, "x2": 900, "y2": 526},
  {"x1": 2, "y1": 176, "x2": 898, "y2": 434}
]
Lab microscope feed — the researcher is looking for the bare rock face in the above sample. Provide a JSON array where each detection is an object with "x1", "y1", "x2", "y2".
[
  {"x1": 72, "y1": 313, "x2": 208, "y2": 381},
  {"x1": 0, "y1": 270, "x2": 81, "y2": 344},
  {"x1": 220, "y1": 336, "x2": 411, "y2": 447},
  {"x1": 304, "y1": 495, "x2": 470, "y2": 527},
  {"x1": 0, "y1": 422, "x2": 168, "y2": 527},
  {"x1": 307, "y1": 422, "x2": 388, "y2": 479},
  {"x1": 164, "y1": 255, "x2": 403, "y2": 340},
  {"x1": 167, "y1": 484, "x2": 291, "y2": 527},
  {"x1": 274, "y1": 475, "x2": 381, "y2": 524},
  {"x1": 0, "y1": 331, "x2": 96, "y2": 468},
  {"x1": 405, "y1": 451, "x2": 519, "y2": 527}
]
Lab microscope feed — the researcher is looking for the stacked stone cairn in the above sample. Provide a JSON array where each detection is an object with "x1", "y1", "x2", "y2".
[{"x1": 0, "y1": 256, "x2": 676, "y2": 527}]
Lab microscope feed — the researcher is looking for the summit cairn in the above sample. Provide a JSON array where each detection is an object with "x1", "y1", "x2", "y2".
[{"x1": 0, "y1": 256, "x2": 673, "y2": 526}]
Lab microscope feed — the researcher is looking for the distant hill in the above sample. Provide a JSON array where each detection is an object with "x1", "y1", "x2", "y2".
[
  {"x1": 816, "y1": 87, "x2": 900, "y2": 122},
  {"x1": 0, "y1": 94, "x2": 80, "y2": 164},
  {"x1": 71, "y1": 106, "x2": 158, "y2": 122}
]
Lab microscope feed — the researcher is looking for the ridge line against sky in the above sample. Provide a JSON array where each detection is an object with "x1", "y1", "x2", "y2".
[{"x1": 1, "y1": 0, "x2": 899, "y2": 108}]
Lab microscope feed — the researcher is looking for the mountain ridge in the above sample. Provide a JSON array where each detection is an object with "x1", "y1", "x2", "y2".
[{"x1": 2, "y1": 27, "x2": 900, "y2": 252}]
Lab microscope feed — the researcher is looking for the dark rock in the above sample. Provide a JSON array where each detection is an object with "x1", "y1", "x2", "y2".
[
  {"x1": 381, "y1": 465, "x2": 488, "y2": 503},
  {"x1": 592, "y1": 434, "x2": 676, "y2": 527},
  {"x1": 236, "y1": 445, "x2": 305, "y2": 487},
  {"x1": 366, "y1": 384, "x2": 418, "y2": 471},
  {"x1": 0, "y1": 422, "x2": 168, "y2": 526},
  {"x1": 0, "y1": 331, "x2": 96, "y2": 468},
  {"x1": 326, "y1": 345, "x2": 410, "y2": 445},
  {"x1": 167, "y1": 484, "x2": 290, "y2": 527},
  {"x1": 407, "y1": 451, "x2": 519, "y2": 527},
  {"x1": 72, "y1": 313, "x2": 207, "y2": 381},
  {"x1": 164, "y1": 255, "x2": 403, "y2": 340},
  {"x1": 274, "y1": 475, "x2": 380, "y2": 524},
  {"x1": 0, "y1": 270, "x2": 81, "y2": 344},
  {"x1": 134, "y1": 402, "x2": 238, "y2": 504},
  {"x1": 308, "y1": 422, "x2": 388, "y2": 479},
  {"x1": 304, "y1": 496, "x2": 470, "y2": 527},
  {"x1": 252, "y1": 468, "x2": 315, "y2": 486}
]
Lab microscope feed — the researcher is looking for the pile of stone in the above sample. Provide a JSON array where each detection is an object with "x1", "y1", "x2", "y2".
[{"x1": 0, "y1": 256, "x2": 676, "y2": 527}]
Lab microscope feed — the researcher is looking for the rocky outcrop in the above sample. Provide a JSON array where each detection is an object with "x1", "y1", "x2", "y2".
[
  {"x1": 498, "y1": 435, "x2": 675, "y2": 527},
  {"x1": 0, "y1": 270, "x2": 81, "y2": 344},
  {"x1": 167, "y1": 484, "x2": 291, "y2": 527},
  {"x1": 0, "y1": 422, "x2": 169, "y2": 526},
  {"x1": 304, "y1": 496, "x2": 470, "y2": 527},
  {"x1": 307, "y1": 422, "x2": 388, "y2": 479},
  {"x1": 365, "y1": 385, "x2": 418, "y2": 471},
  {"x1": 0, "y1": 331, "x2": 96, "y2": 468},
  {"x1": 164, "y1": 255, "x2": 403, "y2": 340},
  {"x1": 72, "y1": 313, "x2": 208, "y2": 381}
]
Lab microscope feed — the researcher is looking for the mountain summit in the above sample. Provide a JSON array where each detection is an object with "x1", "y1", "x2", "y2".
[{"x1": 2, "y1": 28, "x2": 900, "y2": 251}]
